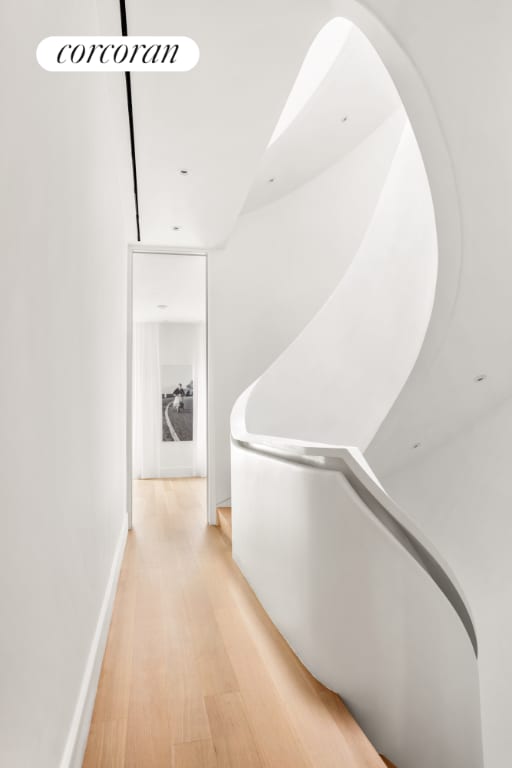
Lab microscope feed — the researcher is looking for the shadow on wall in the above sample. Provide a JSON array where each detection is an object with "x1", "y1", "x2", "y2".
[
  {"x1": 244, "y1": 118, "x2": 438, "y2": 451},
  {"x1": 228, "y1": 8, "x2": 488, "y2": 768}
]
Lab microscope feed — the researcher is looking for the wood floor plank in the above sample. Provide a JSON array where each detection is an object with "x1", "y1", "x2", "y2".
[
  {"x1": 216, "y1": 508, "x2": 232, "y2": 542},
  {"x1": 181, "y1": 571, "x2": 239, "y2": 697},
  {"x1": 199, "y1": 523, "x2": 384, "y2": 768},
  {"x1": 200, "y1": 537, "x2": 312, "y2": 767},
  {"x1": 82, "y1": 719, "x2": 127, "y2": 768},
  {"x1": 91, "y1": 545, "x2": 137, "y2": 724},
  {"x1": 173, "y1": 739, "x2": 218, "y2": 768},
  {"x1": 212, "y1": 603, "x2": 312, "y2": 768},
  {"x1": 83, "y1": 478, "x2": 390, "y2": 768},
  {"x1": 124, "y1": 699, "x2": 173, "y2": 768},
  {"x1": 204, "y1": 692, "x2": 264, "y2": 768},
  {"x1": 161, "y1": 577, "x2": 211, "y2": 744}
]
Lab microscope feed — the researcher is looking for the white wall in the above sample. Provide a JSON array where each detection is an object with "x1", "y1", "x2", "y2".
[
  {"x1": 319, "y1": 4, "x2": 512, "y2": 763},
  {"x1": 346, "y1": 0, "x2": 512, "y2": 475},
  {"x1": 209, "y1": 110, "x2": 405, "y2": 503},
  {"x1": 231, "y1": 441, "x2": 483, "y2": 768},
  {"x1": 159, "y1": 322, "x2": 206, "y2": 477},
  {"x1": 0, "y1": 1, "x2": 135, "y2": 766},
  {"x1": 382, "y1": 397, "x2": 512, "y2": 768},
  {"x1": 245, "y1": 120, "x2": 437, "y2": 449}
]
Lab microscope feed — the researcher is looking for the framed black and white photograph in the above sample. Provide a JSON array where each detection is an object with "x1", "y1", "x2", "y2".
[{"x1": 161, "y1": 365, "x2": 193, "y2": 442}]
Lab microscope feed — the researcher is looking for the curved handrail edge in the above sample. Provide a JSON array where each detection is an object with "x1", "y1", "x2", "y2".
[{"x1": 231, "y1": 385, "x2": 478, "y2": 657}]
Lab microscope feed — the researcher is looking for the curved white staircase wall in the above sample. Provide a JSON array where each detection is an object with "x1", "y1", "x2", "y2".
[
  {"x1": 347, "y1": 3, "x2": 512, "y2": 764},
  {"x1": 228, "y1": 110, "x2": 484, "y2": 761},
  {"x1": 224, "y1": 1, "x2": 512, "y2": 765},
  {"x1": 209, "y1": 110, "x2": 406, "y2": 504},
  {"x1": 378, "y1": 396, "x2": 512, "y2": 768},
  {"x1": 228, "y1": 36, "x2": 483, "y2": 766},
  {"x1": 230, "y1": 438, "x2": 483, "y2": 768},
  {"x1": 245, "y1": 120, "x2": 437, "y2": 449}
]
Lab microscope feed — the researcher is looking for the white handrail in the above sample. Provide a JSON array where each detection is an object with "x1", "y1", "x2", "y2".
[{"x1": 231, "y1": 384, "x2": 478, "y2": 656}]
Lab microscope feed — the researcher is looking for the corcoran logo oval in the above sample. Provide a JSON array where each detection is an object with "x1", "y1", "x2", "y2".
[{"x1": 37, "y1": 36, "x2": 200, "y2": 72}]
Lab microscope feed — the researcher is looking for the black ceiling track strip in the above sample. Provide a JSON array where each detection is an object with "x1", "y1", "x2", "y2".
[{"x1": 119, "y1": 0, "x2": 141, "y2": 241}]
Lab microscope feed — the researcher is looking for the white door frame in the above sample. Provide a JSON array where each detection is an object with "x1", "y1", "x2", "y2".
[{"x1": 126, "y1": 244, "x2": 214, "y2": 530}]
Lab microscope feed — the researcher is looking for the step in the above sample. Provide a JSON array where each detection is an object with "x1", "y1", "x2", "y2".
[{"x1": 217, "y1": 506, "x2": 232, "y2": 542}]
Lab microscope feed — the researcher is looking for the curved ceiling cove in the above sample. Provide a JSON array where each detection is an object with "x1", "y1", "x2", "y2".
[
  {"x1": 245, "y1": 18, "x2": 403, "y2": 212},
  {"x1": 268, "y1": 17, "x2": 352, "y2": 147},
  {"x1": 126, "y1": 0, "x2": 329, "y2": 248},
  {"x1": 229, "y1": 10, "x2": 439, "y2": 465}
]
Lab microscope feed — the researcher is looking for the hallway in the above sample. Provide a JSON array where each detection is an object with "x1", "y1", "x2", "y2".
[{"x1": 83, "y1": 479, "x2": 387, "y2": 767}]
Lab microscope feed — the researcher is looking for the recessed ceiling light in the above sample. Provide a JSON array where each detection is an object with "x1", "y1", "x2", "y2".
[
  {"x1": 412, "y1": 442, "x2": 422, "y2": 449},
  {"x1": 179, "y1": 169, "x2": 189, "y2": 175},
  {"x1": 156, "y1": 304, "x2": 168, "y2": 309},
  {"x1": 341, "y1": 115, "x2": 349, "y2": 123},
  {"x1": 474, "y1": 374, "x2": 487, "y2": 382}
]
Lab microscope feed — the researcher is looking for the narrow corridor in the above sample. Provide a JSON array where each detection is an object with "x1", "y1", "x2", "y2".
[{"x1": 83, "y1": 478, "x2": 387, "y2": 767}]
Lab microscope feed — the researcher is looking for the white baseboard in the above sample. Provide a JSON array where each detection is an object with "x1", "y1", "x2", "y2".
[
  {"x1": 59, "y1": 517, "x2": 128, "y2": 768},
  {"x1": 160, "y1": 466, "x2": 194, "y2": 478}
]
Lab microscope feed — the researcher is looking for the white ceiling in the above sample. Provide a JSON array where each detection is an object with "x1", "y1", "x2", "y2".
[
  {"x1": 126, "y1": 1, "x2": 512, "y2": 478},
  {"x1": 126, "y1": 0, "x2": 330, "y2": 248},
  {"x1": 268, "y1": 17, "x2": 352, "y2": 147},
  {"x1": 127, "y1": 3, "x2": 401, "y2": 241},
  {"x1": 244, "y1": 23, "x2": 402, "y2": 212},
  {"x1": 133, "y1": 251, "x2": 205, "y2": 323}
]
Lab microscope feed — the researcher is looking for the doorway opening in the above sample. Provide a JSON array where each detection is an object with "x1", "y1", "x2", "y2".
[{"x1": 127, "y1": 246, "x2": 208, "y2": 529}]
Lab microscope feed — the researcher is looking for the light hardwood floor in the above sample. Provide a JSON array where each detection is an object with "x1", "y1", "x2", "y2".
[{"x1": 83, "y1": 478, "x2": 391, "y2": 768}]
